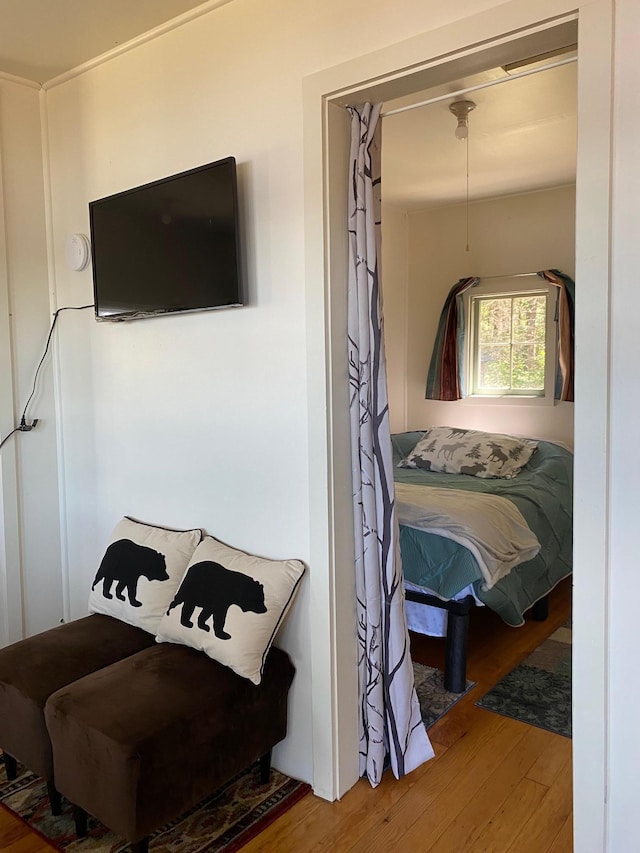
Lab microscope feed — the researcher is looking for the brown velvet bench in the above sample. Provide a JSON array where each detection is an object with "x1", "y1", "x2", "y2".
[
  {"x1": 44, "y1": 642, "x2": 295, "y2": 853},
  {"x1": 0, "y1": 614, "x2": 156, "y2": 812}
]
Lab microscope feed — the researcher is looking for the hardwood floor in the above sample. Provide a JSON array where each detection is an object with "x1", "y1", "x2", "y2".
[
  {"x1": 0, "y1": 807, "x2": 58, "y2": 853},
  {"x1": 1, "y1": 579, "x2": 572, "y2": 852},
  {"x1": 244, "y1": 577, "x2": 573, "y2": 853}
]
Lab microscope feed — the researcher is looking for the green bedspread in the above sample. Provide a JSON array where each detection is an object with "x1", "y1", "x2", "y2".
[{"x1": 392, "y1": 431, "x2": 573, "y2": 627}]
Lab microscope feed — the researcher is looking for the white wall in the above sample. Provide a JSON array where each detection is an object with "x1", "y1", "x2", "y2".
[
  {"x1": 386, "y1": 186, "x2": 575, "y2": 445},
  {"x1": 0, "y1": 79, "x2": 62, "y2": 641},
  {"x1": 43, "y1": 0, "x2": 507, "y2": 787},
  {"x1": 44, "y1": 42, "x2": 314, "y2": 776}
]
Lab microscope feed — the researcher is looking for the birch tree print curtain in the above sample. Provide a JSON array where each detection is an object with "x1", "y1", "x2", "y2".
[{"x1": 347, "y1": 102, "x2": 435, "y2": 786}]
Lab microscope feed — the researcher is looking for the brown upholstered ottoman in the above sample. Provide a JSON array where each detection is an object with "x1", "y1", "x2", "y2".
[
  {"x1": 0, "y1": 615, "x2": 156, "y2": 812},
  {"x1": 45, "y1": 643, "x2": 295, "y2": 852}
]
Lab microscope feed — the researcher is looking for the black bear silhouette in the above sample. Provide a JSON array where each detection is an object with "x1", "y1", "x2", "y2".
[
  {"x1": 92, "y1": 539, "x2": 169, "y2": 607},
  {"x1": 167, "y1": 560, "x2": 267, "y2": 640}
]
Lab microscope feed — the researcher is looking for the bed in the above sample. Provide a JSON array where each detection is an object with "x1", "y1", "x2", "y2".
[{"x1": 392, "y1": 427, "x2": 573, "y2": 692}]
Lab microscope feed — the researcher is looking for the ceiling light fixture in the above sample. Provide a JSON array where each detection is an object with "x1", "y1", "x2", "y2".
[{"x1": 449, "y1": 99, "x2": 476, "y2": 141}]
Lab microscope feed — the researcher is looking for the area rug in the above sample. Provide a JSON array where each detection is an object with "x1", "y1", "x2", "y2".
[
  {"x1": 413, "y1": 661, "x2": 475, "y2": 728},
  {"x1": 476, "y1": 620, "x2": 572, "y2": 737},
  {"x1": 0, "y1": 754, "x2": 310, "y2": 852}
]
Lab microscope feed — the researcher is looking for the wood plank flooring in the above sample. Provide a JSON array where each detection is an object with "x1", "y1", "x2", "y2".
[
  {"x1": 0, "y1": 578, "x2": 572, "y2": 852},
  {"x1": 245, "y1": 577, "x2": 573, "y2": 853}
]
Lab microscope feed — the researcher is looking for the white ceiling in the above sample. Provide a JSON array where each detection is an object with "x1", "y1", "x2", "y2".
[
  {"x1": 0, "y1": 0, "x2": 212, "y2": 83},
  {"x1": 382, "y1": 59, "x2": 577, "y2": 210},
  {"x1": 0, "y1": 1, "x2": 577, "y2": 209}
]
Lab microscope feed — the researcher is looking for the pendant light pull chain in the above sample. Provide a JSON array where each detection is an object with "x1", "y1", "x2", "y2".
[
  {"x1": 465, "y1": 130, "x2": 470, "y2": 253},
  {"x1": 450, "y1": 99, "x2": 475, "y2": 253}
]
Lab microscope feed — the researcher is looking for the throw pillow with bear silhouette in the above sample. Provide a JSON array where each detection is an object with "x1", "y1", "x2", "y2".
[
  {"x1": 166, "y1": 560, "x2": 267, "y2": 639},
  {"x1": 155, "y1": 536, "x2": 305, "y2": 684},
  {"x1": 88, "y1": 517, "x2": 202, "y2": 634}
]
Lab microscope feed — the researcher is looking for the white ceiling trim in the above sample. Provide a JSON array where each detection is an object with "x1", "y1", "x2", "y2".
[
  {"x1": 42, "y1": 0, "x2": 234, "y2": 91},
  {"x1": 381, "y1": 55, "x2": 576, "y2": 117},
  {"x1": 392, "y1": 180, "x2": 578, "y2": 215},
  {"x1": 0, "y1": 71, "x2": 41, "y2": 90}
]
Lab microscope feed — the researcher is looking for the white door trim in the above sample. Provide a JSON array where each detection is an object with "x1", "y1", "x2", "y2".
[{"x1": 0, "y1": 83, "x2": 25, "y2": 646}]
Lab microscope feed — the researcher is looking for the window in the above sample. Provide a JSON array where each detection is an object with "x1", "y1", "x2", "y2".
[{"x1": 465, "y1": 277, "x2": 557, "y2": 399}]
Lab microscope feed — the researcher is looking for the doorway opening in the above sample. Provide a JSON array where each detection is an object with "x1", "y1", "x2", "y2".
[
  {"x1": 379, "y1": 38, "x2": 576, "y2": 742},
  {"x1": 304, "y1": 5, "x2": 611, "y2": 850}
]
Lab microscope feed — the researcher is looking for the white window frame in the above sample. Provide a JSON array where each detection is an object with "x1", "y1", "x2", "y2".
[{"x1": 463, "y1": 275, "x2": 558, "y2": 405}]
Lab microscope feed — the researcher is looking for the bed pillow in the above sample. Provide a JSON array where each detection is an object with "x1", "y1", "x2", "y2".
[
  {"x1": 392, "y1": 431, "x2": 427, "y2": 462},
  {"x1": 155, "y1": 536, "x2": 305, "y2": 684},
  {"x1": 88, "y1": 516, "x2": 202, "y2": 634},
  {"x1": 398, "y1": 426, "x2": 538, "y2": 479}
]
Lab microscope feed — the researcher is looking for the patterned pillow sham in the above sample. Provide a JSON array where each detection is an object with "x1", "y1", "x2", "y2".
[{"x1": 398, "y1": 426, "x2": 538, "y2": 479}]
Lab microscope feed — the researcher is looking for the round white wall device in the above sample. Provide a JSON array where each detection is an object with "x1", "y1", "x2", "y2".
[{"x1": 65, "y1": 233, "x2": 91, "y2": 271}]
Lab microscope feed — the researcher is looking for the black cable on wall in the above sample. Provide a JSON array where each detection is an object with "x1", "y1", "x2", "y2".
[{"x1": 0, "y1": 304, "x2": 94, "y2": 451}]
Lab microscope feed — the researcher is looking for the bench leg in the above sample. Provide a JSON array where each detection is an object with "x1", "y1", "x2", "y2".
[
  {"x1": 3, "y1": 752, "x2": 17, "y2": 781},
  {"x1": 259, "y1": 750, "x2": 272, "y2": 784},
  {"x1": 47, "y1": 780, "x2": 62, "y2": 816},
  {"x1": 73, "y1": 804, "x2": 88, "y2": 838},
  {"x1": 131, "y1": 838, "x2": 149, "y2": 853}
]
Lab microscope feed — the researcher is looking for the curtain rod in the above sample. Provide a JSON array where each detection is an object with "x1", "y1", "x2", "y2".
[{"x1": 381, "y1": 56, "x2": 576, "y2": 118}]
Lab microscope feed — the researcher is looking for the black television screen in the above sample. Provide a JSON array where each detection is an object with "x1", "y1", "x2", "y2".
[{"x1": 89, "y1": 157, "x2": 242, "y2": 321}]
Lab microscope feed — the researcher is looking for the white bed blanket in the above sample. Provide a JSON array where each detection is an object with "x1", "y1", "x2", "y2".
[{"x1": 394, "y1": 483, "x2": 541, "y2": 591}]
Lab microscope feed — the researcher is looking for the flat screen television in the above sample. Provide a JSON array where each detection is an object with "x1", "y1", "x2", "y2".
[{"x1": 89, "y1": 157, "x2": 242, "y2": 321}]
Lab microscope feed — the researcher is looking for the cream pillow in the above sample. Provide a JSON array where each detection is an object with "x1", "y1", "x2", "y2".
[
  {"x1": 88, "y1": 516, "x2": 202, "y2": 634},
  {"x1": 155, "y1": 536, "x2": 305, "y2": 684}
]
